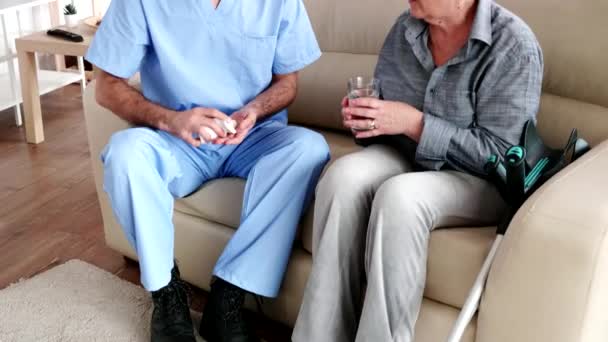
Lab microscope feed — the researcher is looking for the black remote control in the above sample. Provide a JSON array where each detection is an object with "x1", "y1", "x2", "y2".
[{"x1": 47, "y1": 29, "x2": 84, "y2": 43}]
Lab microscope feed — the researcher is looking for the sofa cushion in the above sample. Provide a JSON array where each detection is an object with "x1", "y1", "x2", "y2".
[
  {"x1": 302, "y1": 221, "x2": 495, "y2": 309},
  {"x1": 175, "y1": 178, "x2": 246, "y2": 228},
  {"x1": 425, "y1": 227, "x2": 495, "y2": 308},
  {"x1": 502, "y1": 0, "x2": 608, "y2": 148},
  {"x1": 174, "y1": 129, "x2": 361, "y2": 229},
  {"x1": 173, "y1": 124, "x2": 496, "y2": 309},
  {"x1": 289, "y1": 52, "x2": 378, "y2": 132}
]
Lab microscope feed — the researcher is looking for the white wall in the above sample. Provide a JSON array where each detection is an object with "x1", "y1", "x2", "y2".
[
  {"x1": 0, "y1": 0, "x2": 110, "y2": 118},
  {"x1": 0, "y1": 0, "x2": 110, "y2": 71}
]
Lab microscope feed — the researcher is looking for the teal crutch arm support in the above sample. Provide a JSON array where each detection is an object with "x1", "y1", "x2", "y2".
[{"x1": 506, "y1": 146, "x2": 526, "y2": 205}]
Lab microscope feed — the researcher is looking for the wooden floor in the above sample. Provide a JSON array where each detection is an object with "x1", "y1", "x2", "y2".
[{"x1": 0, "y1": 85, "x2": 292, "y2": 341}]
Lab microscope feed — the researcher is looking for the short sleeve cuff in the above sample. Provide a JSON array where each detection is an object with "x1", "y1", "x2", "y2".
[
  {"x1": 85, "y1": 35, "x2": 146, "y2": 79},
  {"x1": 272, "y1": 48, "x2": 322, "y2": 75},
  {"x1": 415, "y1": 113, "x2": 458, "y2": 170}
]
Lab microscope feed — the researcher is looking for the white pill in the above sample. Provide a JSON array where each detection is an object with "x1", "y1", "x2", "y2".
[
  {"x1": 215, "y1": 118, "x2": 237, "y2": 134},
  {"x1": 202, "y1": 127, "x2": 218, "y2": 140}
]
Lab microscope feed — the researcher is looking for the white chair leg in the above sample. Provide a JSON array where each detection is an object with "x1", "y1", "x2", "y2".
[
  {"x1": 14, "y1": 104, "x2": 23, "y2": 127},
  {"x1": 16, "y1": 9, "x2": 23, "y2": 36},
  {"x1": 14, "y1": 11, "x2": 24, "y2": 127},
  {"x1": 1, "y1": 14, "x2": 23, "y2": 127},
  {"x1": 77, "y1": 56, "x2": 86, "y2": 92}
]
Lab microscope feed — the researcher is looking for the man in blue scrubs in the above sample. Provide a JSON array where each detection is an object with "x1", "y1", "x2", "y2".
[{"x1": 85, "y1": 0, "x2": 329, "y2": 341}]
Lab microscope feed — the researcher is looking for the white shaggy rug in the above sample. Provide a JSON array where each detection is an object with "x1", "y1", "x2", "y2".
[{"x1": 0, "y1": 260, "x2": 205, "y2": 342}]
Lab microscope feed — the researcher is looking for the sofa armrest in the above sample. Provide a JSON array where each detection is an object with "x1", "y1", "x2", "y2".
[
  {"x1": 477, "y1": 140, "x2": 608, "y2": 342},
  {"x1": 83, "y1": 80, "x2": 136, "y2": 258}
]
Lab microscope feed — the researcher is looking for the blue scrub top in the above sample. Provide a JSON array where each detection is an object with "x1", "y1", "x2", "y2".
[{"x1": 86, "y1": 0, "x2": 322, "y2": 122}]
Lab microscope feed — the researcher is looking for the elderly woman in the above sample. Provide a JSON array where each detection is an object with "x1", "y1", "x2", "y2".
[{"x1": 293, "y1": 0, "x2": 543, "y2": 341}]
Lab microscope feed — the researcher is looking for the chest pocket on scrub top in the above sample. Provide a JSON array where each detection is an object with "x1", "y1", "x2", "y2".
[{"x1": 239, "y1": 32, "x2": 277, "y2": 88}]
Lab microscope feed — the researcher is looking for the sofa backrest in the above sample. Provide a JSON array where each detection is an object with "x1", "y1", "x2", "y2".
[
  {"x1": 289, "y1": 0, "x2": 608, "y2": 147},
  {"x1": 288, "y1": 0, "x2": 400, "y2": 132}
]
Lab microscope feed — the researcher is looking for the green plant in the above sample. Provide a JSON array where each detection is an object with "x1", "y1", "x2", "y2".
[{"x1": 63, "y1": 3, "x2": 77, "y2": 15}]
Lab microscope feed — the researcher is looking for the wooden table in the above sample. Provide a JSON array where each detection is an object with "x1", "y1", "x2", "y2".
[{"x1": 16, "y1": 24, "x2": 95, "y2": 144}]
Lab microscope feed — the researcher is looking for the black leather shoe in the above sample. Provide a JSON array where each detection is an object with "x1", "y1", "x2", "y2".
[
  {"x1": 199, "y1": 278, "x2": 260, "y2": 342},
  {"x1": 150, "y1": 266, "x2": 196, "y2": 342}
]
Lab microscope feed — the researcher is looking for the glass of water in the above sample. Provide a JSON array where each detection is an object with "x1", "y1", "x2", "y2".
[
  {"x1": 347, "y1": 76, "x2": 380, "y2": 131},
  {"x1": 348, "y1": 76, "x2": 380, "y2": 101}
]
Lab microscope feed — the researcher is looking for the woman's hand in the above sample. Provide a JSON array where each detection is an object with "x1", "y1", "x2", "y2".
[{"x1": 341, "y1": 97, "x2": 425, "y2": 142}]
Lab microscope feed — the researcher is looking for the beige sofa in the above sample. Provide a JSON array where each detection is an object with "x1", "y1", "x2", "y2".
[{"x1": 83, "y1": 0, "x2": 608, "y2": 341}]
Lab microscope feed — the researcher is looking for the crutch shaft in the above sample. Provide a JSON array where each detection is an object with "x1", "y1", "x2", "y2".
[{"x1": 446, "y1": 235, "x2": 504, "y2": 342}]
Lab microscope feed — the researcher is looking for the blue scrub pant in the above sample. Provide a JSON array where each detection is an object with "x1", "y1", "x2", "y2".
[{"x1": 101, "y1": 120, "x2": 330, "y2": 297}]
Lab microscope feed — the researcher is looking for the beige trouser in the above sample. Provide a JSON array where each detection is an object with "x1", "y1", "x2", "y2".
[{"x1": 292, "y1": 145, "x2": 506, "y2": 342}]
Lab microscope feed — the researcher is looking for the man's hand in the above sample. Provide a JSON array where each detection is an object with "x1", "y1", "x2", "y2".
[
  {"x1": 164, "y1": 107, "x2": 232, "y2": 147},
  {"x1": 213, "y1": 72, "x2": 297, "y2": 145},
  {"x1": 215, "y1": 109, "x2": 258, "y2": 145},
  {"x1": 341, "y1": 97, "x2": 425, "y2": 142},
  {"x1": 95, "y1": 70, "x2": 234, "y2": 147}
]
